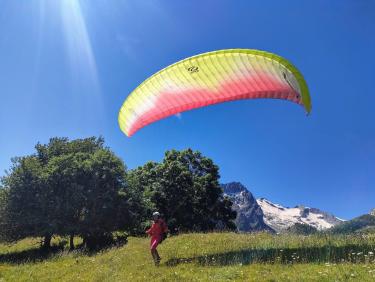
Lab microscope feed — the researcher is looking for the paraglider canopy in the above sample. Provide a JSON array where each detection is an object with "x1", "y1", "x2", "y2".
[{"x1": 118, "y1": 49, "x2": 311, "y2": 137}]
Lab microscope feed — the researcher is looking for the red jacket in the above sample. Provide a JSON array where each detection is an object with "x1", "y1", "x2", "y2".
[{"x1": 146, "y1": 219, "x2": 168, "y2": 237}]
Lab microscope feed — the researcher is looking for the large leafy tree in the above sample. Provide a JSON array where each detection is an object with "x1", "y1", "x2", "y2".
[
  {"x1": 76, "y1": 148, "x2": 129, "y2": 248},
  {"x1": 0, "y1": 156, "x2": 52, "y2": 246},
  {"x1": 126, "y1": 161, "x2": 159, "y2": 234},
  {"x1": 0, "y1": 137, "x2": 132, "y2": 249},
  {"x1": 128, "y1": 149, "x2": 236, "y2": 233},
  {"x1": 0, "y1": 184, "x2": 9, "y2": 241}
]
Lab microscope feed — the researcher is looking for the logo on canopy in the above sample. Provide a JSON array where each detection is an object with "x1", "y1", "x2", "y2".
[{"x1": 187, "y1": 66, "x2": 199, "y2": 73}]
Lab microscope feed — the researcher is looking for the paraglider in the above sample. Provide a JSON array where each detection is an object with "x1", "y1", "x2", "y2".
[{"x1": 118, "y1": 49, "x2": 311, "y2": 137}]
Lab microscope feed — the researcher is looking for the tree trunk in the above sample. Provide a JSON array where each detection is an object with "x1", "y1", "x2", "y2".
[
  {"x1": 43, "y1": 234, "x2": 52, "y2": 249},
  {"x1": 69, "y1": 234, "x2": 74, "y2": 250}
]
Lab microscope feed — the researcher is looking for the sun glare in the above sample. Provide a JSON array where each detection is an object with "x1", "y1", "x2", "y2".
[{"x1": 60, "y1": 0, "x2": 99, "y2": 91}]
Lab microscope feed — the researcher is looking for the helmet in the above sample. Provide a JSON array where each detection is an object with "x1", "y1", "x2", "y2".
[{"x1": 152, "y1": 211, "x2": 160, "y2": 217}]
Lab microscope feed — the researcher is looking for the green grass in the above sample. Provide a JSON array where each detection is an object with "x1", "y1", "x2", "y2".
[{"x1": 1, "y1": 232, "x2": 375, "y2": 281}]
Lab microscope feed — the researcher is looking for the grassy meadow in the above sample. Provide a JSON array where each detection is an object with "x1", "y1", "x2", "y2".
[{"x1": 1, "y1": 232, "x2": 375, "y2": 281}]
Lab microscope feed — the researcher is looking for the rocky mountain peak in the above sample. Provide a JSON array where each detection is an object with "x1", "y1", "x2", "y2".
[
  {"x1": 221, "y1": 182, "x2": 247, "y2": 195},
  {"x1": 221, "y1": 182, "x2": 274, "y2": 233},
  {"x1": 370, "y1": 208, "x2": 375, "y2": 216}
]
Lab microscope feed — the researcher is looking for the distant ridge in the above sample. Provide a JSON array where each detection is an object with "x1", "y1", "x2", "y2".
[
  {"x1": 222, "y1": 182, "x2": 344, "y2": 233},
  {"x1": 257, "y1": 198, "x2": 344, "y2": 232},
  {"x1": 328, "y1": 211, "x2": 375, "y2": 234}
]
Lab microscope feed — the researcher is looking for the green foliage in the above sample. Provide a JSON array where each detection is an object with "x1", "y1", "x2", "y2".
[
  {"x1": 356, "y1": 226, "x2": 375, "y2": 234},
  {"x1": 286, "y1": 223, "x2": 318, "y2": 235},
  {"x1": 1, "y1": 141, "x2": 236, "y2": 247},
  {"x1": 127, "y1": 149, "x2": 236, "y2": 233},
  {"x1": 0, "y1": 156, "x2": 50, "y2": 243},
  {"x1": 0, "y1": 187, "x2": 9, "y2": 239},
  {"x1": 125, "y1": 161, "x2": 158, "y2": 234},
  {"x1": 0, "y1": 137, "x2": 132, "y2": 249}
]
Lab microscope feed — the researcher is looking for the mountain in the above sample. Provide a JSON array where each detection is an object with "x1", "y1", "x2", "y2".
[
  {"x1": 222, "y1": 182, "x2": 344, "y2": 233},
  {"x1": 370, "y1": 208, "x2": 375, "y2": 216},
  {"x1": 328, "y1": 211, "x2": 375, "y2": 234},
  {"x1": 221, "y1": 182, "x2": 274, "y2": 232},
  {"x1": 257, "y1": 198, "x2": 344, "y2": 232}
]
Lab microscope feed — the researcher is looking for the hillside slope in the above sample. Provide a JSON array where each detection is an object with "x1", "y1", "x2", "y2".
[
  {"x1": 1, "y1": 233, "x2": 375, "y2": 281},
  {"x1": 329, "y1": 214, "x2": 375, "y2": 234}
]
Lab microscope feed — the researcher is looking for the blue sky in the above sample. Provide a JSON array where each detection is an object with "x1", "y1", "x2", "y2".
[{"x1": 0, "y1": 0, "x2": 374, "y2": 219}]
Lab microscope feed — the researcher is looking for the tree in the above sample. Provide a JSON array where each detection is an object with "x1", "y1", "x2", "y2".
[
  {"x1": 125, "y1": 161, "x2": 160, "y2": 234},
  {"x1": 42, "y1": 152, "x2": 88, "y2": 249},
  {"x1": 0, "y1": 186, "x2": 9, "y2": 241},
  {"x1": 0, "y1": 156, "x2": 53, "y2": 247},
  {"x1": 76, "y1": 149, "x2": 128, "y2": 249},
  {"x1": 0, "y1": 137, "x2": 133, "y2": 249},
  {"x1": 127, "y1": 149, "x2": 236, "y2": 233}
]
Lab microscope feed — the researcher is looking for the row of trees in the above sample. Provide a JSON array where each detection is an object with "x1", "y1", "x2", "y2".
[{"x1": 0, "y1": 137, "x2": 236, "y2": 249}]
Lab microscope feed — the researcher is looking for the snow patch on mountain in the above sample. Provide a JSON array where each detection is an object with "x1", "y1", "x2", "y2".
[{"x1": 257, "y1": 198, "x2": 345, "y2": 232}]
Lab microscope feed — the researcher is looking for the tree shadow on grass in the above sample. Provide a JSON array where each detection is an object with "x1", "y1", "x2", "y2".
[
  {"x1": 0, "y1": 239, "x2": 128, "y2": 264},
  {"x1": 0, "y1": 245, "x2": 64, "y2": 264},
  {"x1": 166, "y1": 244, "x2": 375, "y2": 266}
]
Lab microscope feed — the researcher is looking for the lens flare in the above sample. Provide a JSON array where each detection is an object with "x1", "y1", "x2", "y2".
[{"x1": 60, "y1": 0, "x2": 99, "y2": 91}]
